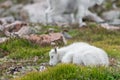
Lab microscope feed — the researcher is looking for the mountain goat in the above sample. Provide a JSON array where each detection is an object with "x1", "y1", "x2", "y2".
[
  {"x1": 45, "y1": 0, "x2": 105, "y2": 27},
  {"x1": 49, "y1": 42, "x2": 109, "y2": 66}
]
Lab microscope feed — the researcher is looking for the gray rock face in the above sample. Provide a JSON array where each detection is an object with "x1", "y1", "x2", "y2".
[
  {"x1": 102, "y1": 9, "x2": 120, "y2": 26},
  {"x1": 108, "y1": 19, "x2": 120, "y2": 26},
  {"x1": 102, "y1": 9, "x2": 120, "y2": 21}
]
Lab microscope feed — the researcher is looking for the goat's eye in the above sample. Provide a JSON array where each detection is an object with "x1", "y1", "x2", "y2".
[{"x1": 51, "y1": 56, "x2": 53, "y2": 58}]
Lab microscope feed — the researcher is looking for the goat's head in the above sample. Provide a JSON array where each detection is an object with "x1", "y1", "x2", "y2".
[{"x1": 49, "y1": 47, "x2": 59, "y2": 66}]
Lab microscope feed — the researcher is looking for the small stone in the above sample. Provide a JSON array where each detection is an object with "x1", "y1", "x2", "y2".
[
  {"x1": 100, "y1": 23, "x2": 120, "y2": 30},
  {"x1": 39, "y1": 66, "x2": 46, "y2": 72},
  {"x1": 0, "y1": 37, "x2": 9, "y2": 44},
  {"x1": 62, "y1": 31, "x2": 72, "y2": 39},
  {"x1": 0, "y1": 0, "x2": 13, "y2": 8}
]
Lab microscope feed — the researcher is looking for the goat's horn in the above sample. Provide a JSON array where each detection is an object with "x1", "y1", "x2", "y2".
[
  {"x1": 54, "y1": 45, "x2": 59, "y2": 54},
  {"x1": 54, "y1": 47, "x2": 57, "y2": 54}
]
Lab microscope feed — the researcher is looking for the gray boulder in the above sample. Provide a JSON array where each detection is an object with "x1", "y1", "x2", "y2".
[
  {"x1": 14, "y1": 26, "x2": 37, "y2": 37},
  {"x1": 102, "y1": 9, "x2": 120, "y2": 21},
  {"x1": 102, "y1": 9, "x2": 120, "y2": 26},
  {"x1": 0, "y1": 37, "x2": 9, "y2": 43}
]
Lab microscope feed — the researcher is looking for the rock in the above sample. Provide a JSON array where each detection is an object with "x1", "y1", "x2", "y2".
[
  {"x1": 1, "y1": 21, "x2": 41, "y2": 37},
  {"x1": 8, "y1": 4, "x2": 23, "y2": 20},
  {"x1": 40, "y1": 62, "x2": 49, "y2": 66},
  {"x1": 0, "y1": 8, "x2": 5, "y2": 15},
  {"x1": 108, "y1": 19, "x2": 120, "y2": 26},
  {"x1": 102, "y1": 9, "x2": 120, "y2": 26},
  {"x1": 0, "y1": 2, "x2": 23, "y2": 19},
  {"x1": 39, "y1": 66, "x2": 46, "y2": 72},
  {"x1": 0, "y1": 21, "x2": 32, "y2": 38},
  {"x1": 102, "y1": 9, "x2": 120, "y2": 21},
  {"x1": 3, "y1": 21, "x2": 27, "y2": 37},
  {"x1": 7, "y1": 66, "x2": 23, "y2": 75},
  {"x1": 0, "y1": 16, "x2": 15, "y2": 25},
  {"x1": 100, "y1": 23, "x2": 120, "y2": 30},
  {"x1": 0, "y1": 19, "x2": 39, "y2": 38},
  {"x1": 0, "y1": 0, "x2": 13, "y2": 8},
  {"x1": 26, "y1": 66, "x2": 37, "y2": 72},
  {"x1": 49, "y1": 33, "x2": 67, "y2": 45},
  {"x1": 4, "y1": 21, "x2": 27, "y2": 31},
  {"x1": 0, "y1": 37, "x2": 9, "y2": 44},
  {"x1": 109, "y1": 58, "x2": 117, "y2": 66},
  {"x1": 14, "y1": 26, "x2": 36, "y2": 37},
  {"x1": 62, "y1": 30, "x2": 72, "y2": 39},
  {"x1": 25, "y1": 33, "x2": 67, "y2": 46},
  {"x1": 0, "y1": 25, "x2": 4, "y2": 31}
]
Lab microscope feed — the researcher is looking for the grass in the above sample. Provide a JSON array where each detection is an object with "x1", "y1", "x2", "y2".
[
  {"x1": 0, "y1": 0, "x2": 4, "y2": 2},
  {"x1": 0, "y1": 24, "x2": 120, "y2": 80},
  {"x1": 0, "y1": 38, "x2": 50, "y2": 63},
  {"x1": 15, "y1": 64, "x2": 120, "y2": 80}
]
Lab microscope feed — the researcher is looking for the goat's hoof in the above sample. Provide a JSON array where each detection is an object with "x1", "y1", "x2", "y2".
[{"x1": 79, "y1": 23, "x2": 87, "y2": 27}]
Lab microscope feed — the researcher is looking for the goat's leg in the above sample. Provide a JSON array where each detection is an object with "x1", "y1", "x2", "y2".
[
  {"x1": 45, "y1": 8, "x2": 56, "y2": 26},
  {"x1": 77, "y1": 6, "x2": 86, "y2": 27},
  {"x1": 68, "y1": 14, "x2": 75, "y2": 25},
  {"x1": 45, "y1": 0, "x2": 50, "y2": 26},
  {"x1": 86, "y1": 10, "x2": 104, "y2": 23},
  {"x1": 45, "y1": 8, "x2": 49, "y2": 26},
  {"x1": 45, "y1": 1, "x2": 56, "y2": 25},
  {"x1": 45, "y1": 0, "x2": 53, "y2": 25},
  {"x1": 60, "y1": 14, "x2": 73, "y2": 26},
  {"x1": 71, "y1": 13, "x2": 76, "y2": 24}
]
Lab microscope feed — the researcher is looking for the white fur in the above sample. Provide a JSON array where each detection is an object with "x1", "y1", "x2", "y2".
[
  {"x1": 49, "y1": 42, "x2": 109, "y2": 66},
  {"x1": 45, "y1": 0, "x2": 104, "y2": 27}
]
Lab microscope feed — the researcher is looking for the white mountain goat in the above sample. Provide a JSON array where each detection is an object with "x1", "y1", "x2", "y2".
[
  {"x1": 45, "y1": 0, "x2": 105, "y2": 27},
  {"x1": 49, "y1": 42, "x2": 109, "y2": 66}
]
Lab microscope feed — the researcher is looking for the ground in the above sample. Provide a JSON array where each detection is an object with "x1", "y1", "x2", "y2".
[{"x1": 0, "y1": 23, "x2": 120, "y2": 80}]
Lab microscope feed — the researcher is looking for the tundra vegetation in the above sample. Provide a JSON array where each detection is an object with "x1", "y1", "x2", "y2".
[
  {"x1": 0, "y1": 24, "x2": 120, "y2": 80},
  {"x1": 0, "y1": 0, "x2": 120, "y2": 80}
]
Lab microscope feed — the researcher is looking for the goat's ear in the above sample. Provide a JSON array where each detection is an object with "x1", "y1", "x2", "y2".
[{"x1": 54, "y1": 47, "x2": 57, "y2": 54}]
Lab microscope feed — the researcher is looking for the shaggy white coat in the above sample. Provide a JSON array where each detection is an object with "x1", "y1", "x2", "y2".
[
  {"x1": 45, "y1": 0, "x2": 104, "y2": 27},
  {"x1": 49, "y1": 42, "x2": 109, "y2": 66}
]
